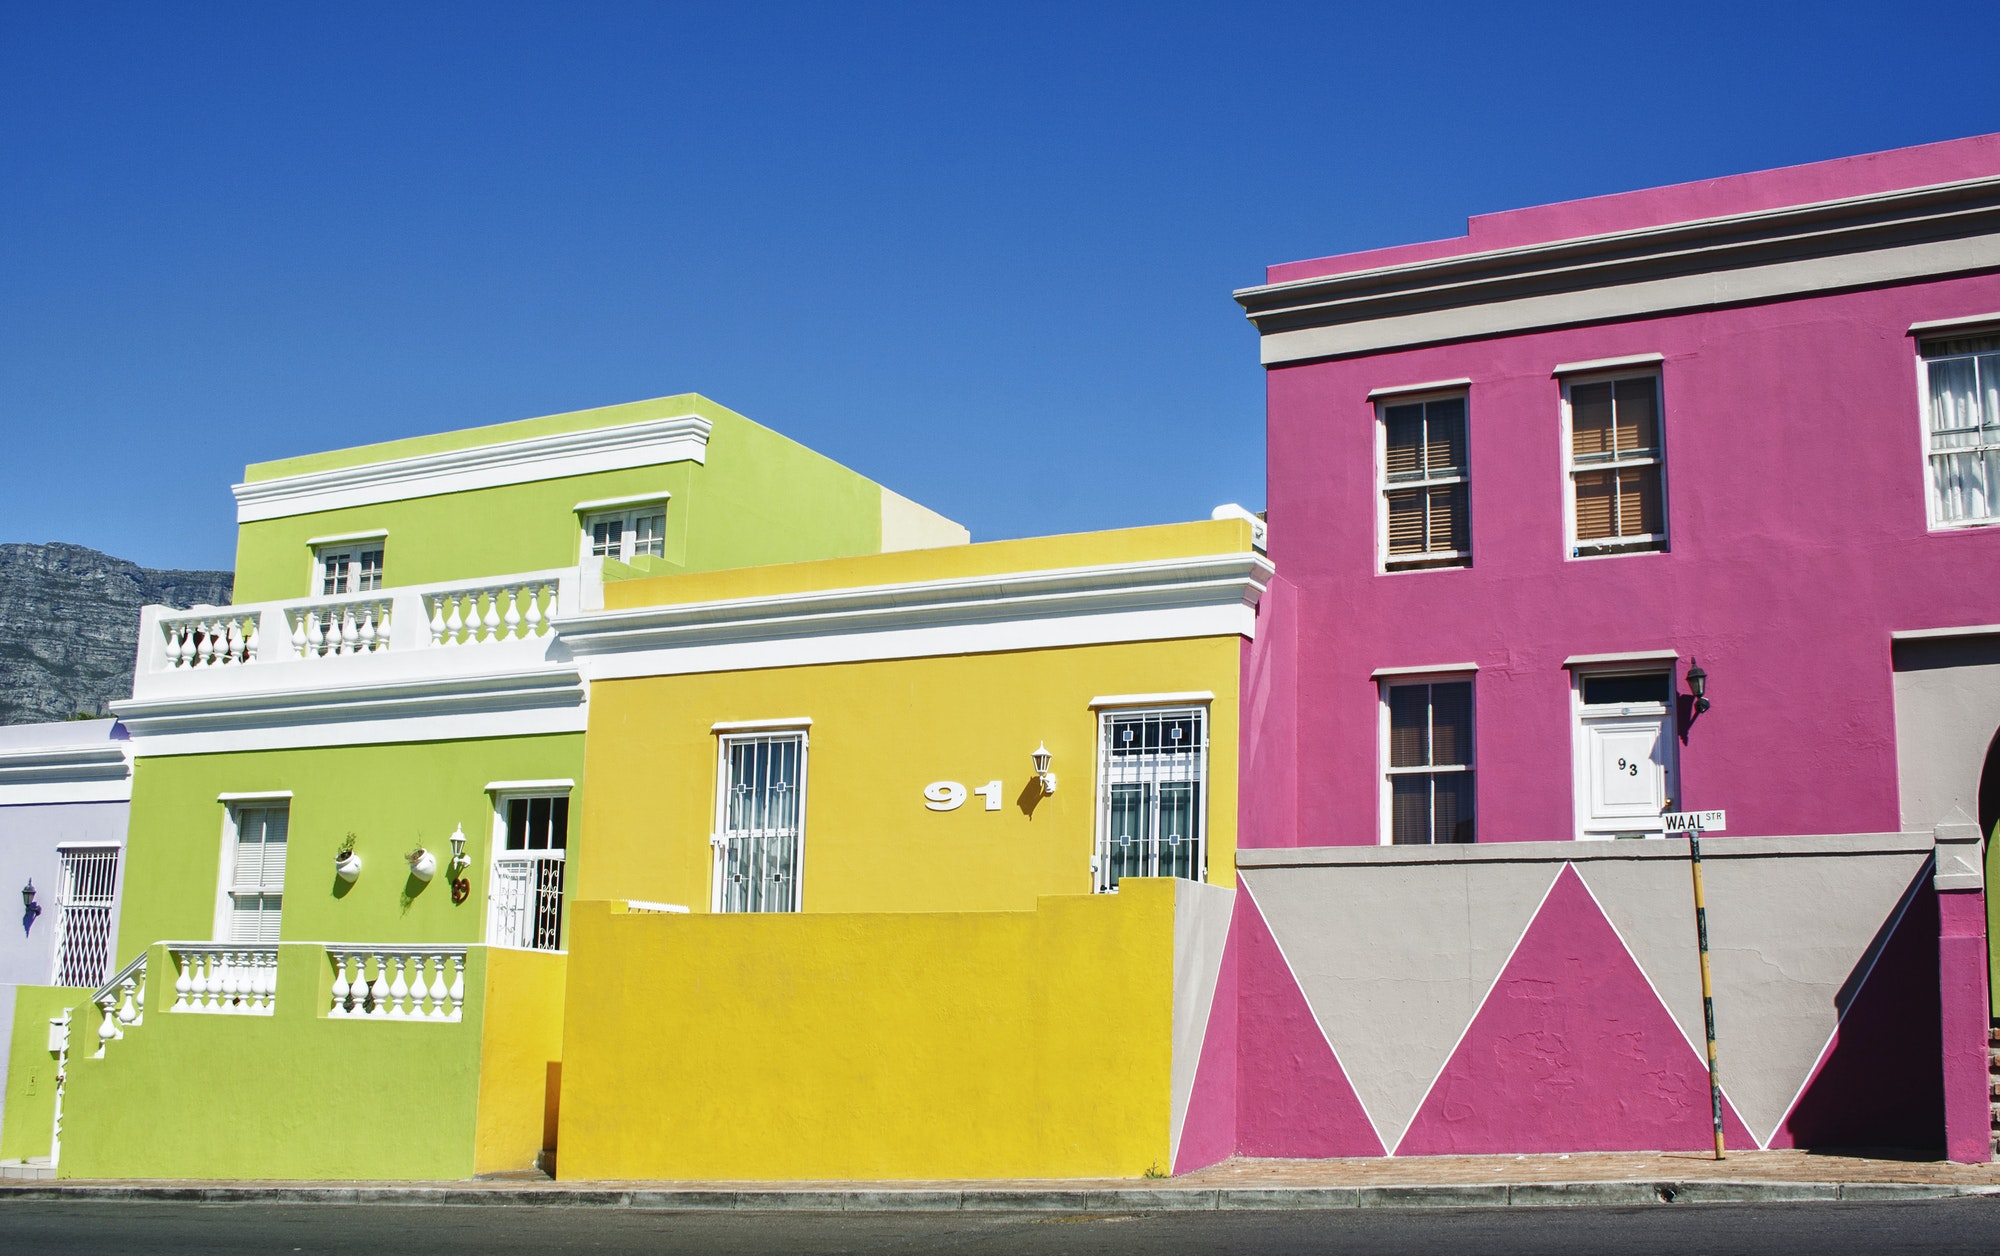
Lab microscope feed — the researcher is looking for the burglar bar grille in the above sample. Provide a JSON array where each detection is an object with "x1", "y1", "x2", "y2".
[
  {"x1": 1095, "y1": 708, "x2": 1208, "y2": 893},
  {"x1": 713, "y1": 732, "x2": 806, "y2": 913},
  {"x1": 489, "y1": 855, "x2": 565, "y2": 950},
  {"x1": 53, "y1": 847, "x2": 120, "y2": 988}
]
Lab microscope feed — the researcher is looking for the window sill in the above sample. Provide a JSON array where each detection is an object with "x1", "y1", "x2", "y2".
[
  {"x1": 1382, "y1": 555, "x2": 1471, "y2": 574},
  {"x1": 1569, "y1": 540, "x2": 1666, "y2": 560}
]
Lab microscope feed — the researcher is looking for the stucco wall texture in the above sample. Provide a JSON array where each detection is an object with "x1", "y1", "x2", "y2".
[{"x1": 1263, "y1": 247, "x2": 2000, "y2": 847}]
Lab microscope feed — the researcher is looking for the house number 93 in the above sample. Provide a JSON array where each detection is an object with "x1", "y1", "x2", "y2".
[
  {"x1": 1616, "y1": 757, "x2": 1640, "y2": 776},
  {"x1": 925, "y1": 781, "x2": 1003, "y2": 812}
]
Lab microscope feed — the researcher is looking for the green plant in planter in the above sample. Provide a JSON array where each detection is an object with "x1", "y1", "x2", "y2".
[{"x1": 336, "y1": 833, "x2": 357, "y2": 861}]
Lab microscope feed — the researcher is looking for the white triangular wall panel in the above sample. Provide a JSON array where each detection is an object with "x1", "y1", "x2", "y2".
[
  {"x1": 1241, "y1": 861, "x2": 1562, "y2": 1155},
  {"x1": 1170, "y1": 881, "x2": 1235, "y2": 1163},
  {"x1": 1577, "y1": 848, "x2": 1929, "y2": 1147}
]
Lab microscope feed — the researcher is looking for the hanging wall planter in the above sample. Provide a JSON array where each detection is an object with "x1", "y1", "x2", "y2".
[
  {"x1": 406, "y1": 847, "x2": 437, "y2": 882},
  {"x1": 334, "y1": 834, "x2": 362, "y2": 883}
]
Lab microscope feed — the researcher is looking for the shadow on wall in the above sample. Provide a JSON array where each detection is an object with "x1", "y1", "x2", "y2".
[{"x1": 1780, "y1": 872, "x2": 1945, "y2": 1153}]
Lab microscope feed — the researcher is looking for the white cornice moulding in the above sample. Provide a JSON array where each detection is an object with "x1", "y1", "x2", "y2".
[
  {"x1": 304, "y1": 529, "x2": 389, "y2": 548},
  {"x1": 1908, "y1": 312, "x2": 2000, "y2": 335},
  {"x1": 1088, "y1": 691, "x2": 1215, "y2": 708},
  {"x1": 485, "y1": 778, "x2": 576, "y2": 793},
  {"x1": 114, "y1": 669, "x2": 587, "y2": 755},
  {"x1": 710, "y1": 718, "x2": 814, "y2": 732},
  {"x1": 1239, "y1": 174, "x2": 2000, "y2": 364},
  {"x1": 1890, "y1": 624, "x2": 2000, "y2": 641},
  {"x1": 0, "y1": 743, "x2": 132, "y2": 804},
  {"x1": 1551, "y1": 353, "x2": 1665, "y2": 376},
  {"x1": 574, "y1": 492, "x2": 672, "y2": 513},
  {"x1": 556, "y1": 552, "x2": 1273, "y2": 679},
  {"x1": 217, "y1": 791, "x2": 295, "y2": 802},
  {"x1": 1366, "y1": 379, "x2": 1472, "y2": 401},
  {"x1": 233, "y1": 416, "x2": 713, "y2": 523},
  {"x1": 1370, "y1": 663, "x2": 1478, "y2": 679},
  {"x1": 1561, "y1": 649, "x2": 1679, "y2": 667}
]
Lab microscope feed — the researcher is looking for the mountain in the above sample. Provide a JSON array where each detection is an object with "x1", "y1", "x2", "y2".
[{"x1": 0, "y1": 543, "x2": 234, "y2": 725}]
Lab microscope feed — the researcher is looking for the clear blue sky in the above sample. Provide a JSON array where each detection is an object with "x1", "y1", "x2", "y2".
[{"x1": 3, "y1": 3, "x2": 1997, "y2": 572}]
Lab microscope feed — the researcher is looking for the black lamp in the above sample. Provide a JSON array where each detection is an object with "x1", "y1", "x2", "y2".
[
  {"x1": 1686, "y1": 659, "x2": 1710, "y2": 714},
  {"x1": 21, "y1": 879, "x2": 39, "y2": 926}
]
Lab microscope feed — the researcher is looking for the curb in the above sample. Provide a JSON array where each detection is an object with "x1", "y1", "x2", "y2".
[{"x1": 3, "y1": 1180, "x2": 1999, "y2": 1210}]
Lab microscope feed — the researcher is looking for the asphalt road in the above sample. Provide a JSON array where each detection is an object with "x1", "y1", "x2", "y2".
[{"x1": 4, "y1": 1198, "x2": 2000, "y2": 1255}]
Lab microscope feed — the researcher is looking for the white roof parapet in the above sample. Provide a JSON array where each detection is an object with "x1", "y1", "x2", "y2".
[
  {"x1": 556, "y1": 551, "x2": 1274, "y2": 682},
  {"x1": 232, "y1": 415, "x2": 712, "y2": 523}
]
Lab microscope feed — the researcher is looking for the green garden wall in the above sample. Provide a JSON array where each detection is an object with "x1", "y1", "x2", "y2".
[
  {"x1": 118, "y1": 734, "x2": 583, "y2": 966},
  {"x1": 232, "y1": 395, "x2": 888, "y2": 601},
  {"x1": 0, "y1": 986, "x2": 88, "y2": 1161},
  {"x1": 57, "y1": 944, "x2": 488, "y2": 1179}
]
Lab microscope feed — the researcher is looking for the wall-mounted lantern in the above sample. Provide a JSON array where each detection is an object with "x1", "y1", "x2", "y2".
[
  {"x1": 448, "y1": 825, "x2": 470, "y2": 876},
  {"x1": 1032, "y1": 742, "x2": 1057, "y2": 796},
  {"x1": 1686, "y1": 659, "x2": 1711, "y2": 714},
  {"x1": 21, "y1": 879, "x2": 40, "y2": 928}
]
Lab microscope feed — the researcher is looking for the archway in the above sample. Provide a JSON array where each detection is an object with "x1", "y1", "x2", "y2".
[{"x1": 1981, "y1": 726, "x2": 2000, "y2": 845}]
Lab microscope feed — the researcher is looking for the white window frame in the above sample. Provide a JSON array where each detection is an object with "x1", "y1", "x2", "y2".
[
  {"x1": 1917, "y1": 334, "x2": 2000, "y2": 530},
  {"x1": 311, "y1": 538, "x2": 386, "y2": 595},
  {"x1": 1561, "y1": 371, "x2": 1669, "y2": 559},
  {"x1": 1091, "y1": 705, "x2": 1210, "y2": 893},
  {"x1": 1376, "y1": 390, "x2": 1471, "y2": 572},
  {"x1": 1569, "y1": 667, "x2": 1680, "y2": 841},
  {"x1": 579, "y1": 498, "x2": 670, "y2": 567},
  {"x1": 213, "y1": 800, "x2": 289, "y2": 944},
  {"x1": 1378, "y1": 674, "x2": 1476, "y2": 846},
  {"x1": 51, "y1": 843, "x2": 121, "y2": 988},
  {"x1": 711, "y1": 725, "x2": 810, "y2": 913},
  {"x1": 487, "y1": 787, "x2": 572, "y2": 952}
]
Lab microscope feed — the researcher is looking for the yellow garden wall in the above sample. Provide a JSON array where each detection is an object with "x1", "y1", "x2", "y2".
[
  {"x1": 574, "y1": 637, "x2": 1239, "y2": 914},
  {"x1": 556, "y1": 880, "x2": 1182, "y2": 1181},
  {"x1": 473, "y1": 947, "x2": 567, "y2": 1174}
]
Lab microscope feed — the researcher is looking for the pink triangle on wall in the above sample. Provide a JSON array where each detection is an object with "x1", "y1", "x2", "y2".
[
  {"x1": 1235, "y1": 887, "x2": 1386, "y2": 1158},
  {"x1": 1398, "y1": 864, "x2": 1755, "y2": 1156}
]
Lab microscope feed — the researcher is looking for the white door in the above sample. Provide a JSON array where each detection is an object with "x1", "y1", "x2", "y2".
[{"x1": 1573, "y1": 671, "x2": 1677, "y2": 839}]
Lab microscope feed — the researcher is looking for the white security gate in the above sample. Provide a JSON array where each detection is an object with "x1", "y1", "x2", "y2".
[
  {"x1": 489, "y1": 793, "x2": 569, "y2": 950},
  {"x1": 712, "y1": 732, "x2": 806, "y2": 913},
  {"x1": 1094, "y1": 708, "x2": 1208, "y2": 892},
  {"x1": 489, "y1": 854, "x2": 565, "y2": 950},
  {"x1": 52, "y1": 846, "x2": 119, "y2": 988}
]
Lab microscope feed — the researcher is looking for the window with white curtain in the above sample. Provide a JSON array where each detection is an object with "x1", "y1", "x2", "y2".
[
  {"x1": 1379, "y1": 394, "x2": 1470, "y2": 570},
  {"x1": 223, "y1": 805, "x2": 288, "y2": 943},
  {"x1": 1922, "y1": 334, "x2": 2000, "y2": 527}
]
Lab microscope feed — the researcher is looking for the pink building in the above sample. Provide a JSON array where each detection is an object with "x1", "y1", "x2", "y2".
[{"x1": 1178, "y1": 135, "x2": 2000, "y2": 1167}]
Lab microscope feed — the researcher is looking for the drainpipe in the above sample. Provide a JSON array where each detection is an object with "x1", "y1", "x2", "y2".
[{"x1": 1933, "y1": 815, "x2": 1990, "y2": 1163}]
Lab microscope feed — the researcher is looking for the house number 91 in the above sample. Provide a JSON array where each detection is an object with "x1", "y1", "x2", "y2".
[{"x1": 925, "y1": 781, "x2": 1003, "y2": 812}]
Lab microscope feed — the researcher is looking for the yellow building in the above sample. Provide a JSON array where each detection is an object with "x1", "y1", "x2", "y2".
[{"x1": 553, "y1": 516, "x2": 1271, "y2": 1180}]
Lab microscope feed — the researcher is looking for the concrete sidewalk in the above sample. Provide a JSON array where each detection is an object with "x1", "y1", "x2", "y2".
[{"x1": 5, "y1": 1151, "x2": 2000, "y2": 1211}]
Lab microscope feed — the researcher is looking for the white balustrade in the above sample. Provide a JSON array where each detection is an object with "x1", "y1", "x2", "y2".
[
  {"x1": 140, "y1": 569, "x2": 575, "y2": 677},
  {"x1": 285, "y1": 598, "x2": 394, "y2": 660},
  {"x1": 327, "y1": 948, "x2": 466, "y2": 1022},
  {"x1": 168, "y1": 945, "x2": 278, "y2": 1015},
  {"x1": 424, "y1": 579, "x2": 559, "y2": 647},
  {"x1": 89, "y1": 953, "x2": 147, "y2": 1059},
  {"x1": 159, "y1": 611, "x2": 261, "y2": 668}
]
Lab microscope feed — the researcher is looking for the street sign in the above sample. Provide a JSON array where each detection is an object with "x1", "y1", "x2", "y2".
[{"x1": 1663, "y1": 809, "x2": 1726, "y2": 833}]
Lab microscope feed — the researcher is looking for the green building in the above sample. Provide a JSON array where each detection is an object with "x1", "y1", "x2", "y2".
[{"x1": 0, "y1": 393, "x2": 963, "y2": 1179}]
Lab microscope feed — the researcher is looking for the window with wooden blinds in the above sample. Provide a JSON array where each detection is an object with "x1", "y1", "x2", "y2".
[
  {"x1": 1565, "y1": 374, "x2": 1666, "y2": 556},
  {"x1": 1379, "y1": 395, "x2": 1470, "y2": 570},
  {"x1": 226, "y1": 804, "x2": 288, "y2": 944}
]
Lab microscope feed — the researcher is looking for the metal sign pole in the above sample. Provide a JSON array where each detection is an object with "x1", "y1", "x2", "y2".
[{"x1": 1688, "y1": 821, "x2": 1726, "y2": 1160}]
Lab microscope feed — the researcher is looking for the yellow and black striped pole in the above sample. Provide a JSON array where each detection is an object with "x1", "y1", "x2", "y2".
[{"x1": 1688, "y1": 822, "x2": 1726, "y2": 1160}]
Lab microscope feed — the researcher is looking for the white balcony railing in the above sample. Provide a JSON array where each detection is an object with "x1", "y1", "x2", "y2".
[
  {"x1": 169, "y1": 944, "x2": 277, "y2": 1015},
  {"x1": 141, "y1": 569, "x2": 579, "y2": 676},
  {"x1": 89, "y1": 952, "x2": 147, "y2": 1059},
  {"x1": 328, "y1": 947, "x2": 467, "y2": 1021}
]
